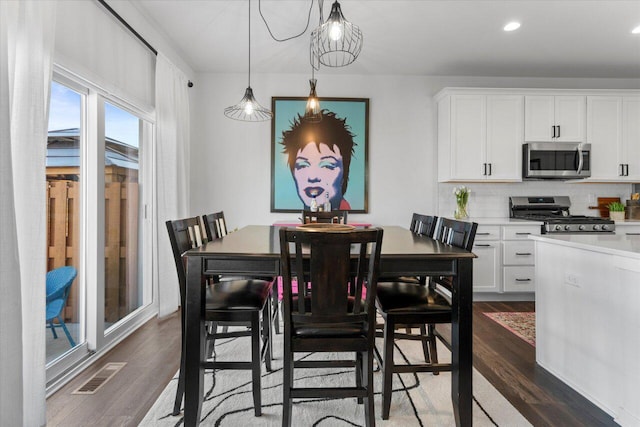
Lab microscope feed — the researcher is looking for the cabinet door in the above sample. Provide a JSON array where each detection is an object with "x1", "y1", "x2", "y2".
[
  {"x1": 503, "y1": 266, "x2": 535, "y2": 292},
  {"x1": 472, "y1": 241, "x2": 501, "y2": 292},
  {"x1": 555, "y1": 96, "x2": 586, "y2": 142},
  {"x1": 622, "y1": 97, "x2": 640, "y2": 181},
  {"x1": 587, "y1": 96, "x2": 622, "y2": 180},
  {"x1": 449, "y1": 95, "x2": 486, "y2": 180},
  {"x1": 525, "y1": 96, "x2": 555, "y2": 141},
  {"x1": 486, "y1": 95, "x2": 523, "y2": 181}
]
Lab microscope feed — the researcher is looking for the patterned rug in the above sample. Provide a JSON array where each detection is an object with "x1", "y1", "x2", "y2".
[
  {"x1": 140, "y1": 326, "x2": 531, "y2": 426},
  {"x1": 483, "y1": 312, "x2": 536, "y2": 347}
]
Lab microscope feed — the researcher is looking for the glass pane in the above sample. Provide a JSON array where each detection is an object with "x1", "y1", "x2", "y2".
[
  {"x1": 46, "y1": 81, "x2": 83, "y2": 363},
  {"x1": 104, "y1": 102, "x2": 142, "y2": 330}
]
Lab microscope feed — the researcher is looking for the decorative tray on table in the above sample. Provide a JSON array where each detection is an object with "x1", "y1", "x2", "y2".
[{"x1": 295, "y1": 223, "x2": 355, "y2": 232}]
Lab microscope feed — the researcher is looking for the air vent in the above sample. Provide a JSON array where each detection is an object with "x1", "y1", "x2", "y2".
[{"x1": 72, "y1": 362, "x2": 126, "y2": 395}]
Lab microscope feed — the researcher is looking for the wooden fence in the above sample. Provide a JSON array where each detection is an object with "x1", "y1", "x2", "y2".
[{"x1": 47, "y1": 171, "x2": 139, "y2": 323}]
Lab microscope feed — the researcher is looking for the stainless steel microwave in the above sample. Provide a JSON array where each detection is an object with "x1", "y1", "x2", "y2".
[{"x1": 522, "y1": 142, "x2": 591, "y2": 180}]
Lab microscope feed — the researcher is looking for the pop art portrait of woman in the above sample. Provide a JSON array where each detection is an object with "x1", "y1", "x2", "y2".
[{"x1": 271, "y1": 98, "x2": 368, "y2": 213}]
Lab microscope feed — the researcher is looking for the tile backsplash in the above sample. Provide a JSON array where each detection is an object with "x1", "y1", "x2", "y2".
[{"x1": 438, "y1": 182, "x2": 634, "y2": 218}]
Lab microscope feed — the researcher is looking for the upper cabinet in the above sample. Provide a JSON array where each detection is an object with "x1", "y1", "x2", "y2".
[
  {"x1": 524, "y1": 95, "x2": 586, "y2": 142},
  {"x1": 587, "y1": 96, "x2": 640, "y2": 182},
  {"x1": 437, "y1": 92, "x2": 523, "y2": 182}
]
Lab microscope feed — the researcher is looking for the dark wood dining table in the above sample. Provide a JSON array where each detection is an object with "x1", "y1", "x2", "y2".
[{"x1": 182, "y1": 225, "x2": 476, "y2": 426}]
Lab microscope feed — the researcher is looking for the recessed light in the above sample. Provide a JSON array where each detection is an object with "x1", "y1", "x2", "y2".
[
  {"x1": 504, "y1": 22, "x2": 521, "y2": 32},
  {"x1": 632, "y1": 25, "x2": 640, "y2": 34}
]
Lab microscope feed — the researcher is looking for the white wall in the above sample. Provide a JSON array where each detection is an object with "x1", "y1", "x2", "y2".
[{"x1": 190, "y1": 73, "x2": 640, "y2": 229}]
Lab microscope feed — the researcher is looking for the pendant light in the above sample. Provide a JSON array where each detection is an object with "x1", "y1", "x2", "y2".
[
  {"x1": 224, "y1": 0, "x2": 272, "y2": 121},
  {"x1": 310, "y1": 0, "x2": 363, "y2": 68},
  {"x1": 303, "y1": 67, "x2": 321, "y2": 122}
]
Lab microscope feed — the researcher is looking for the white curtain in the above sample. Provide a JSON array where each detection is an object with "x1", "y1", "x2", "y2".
[
  {"x1": 154, "y1": 52, "x2": 190, "y2": 317},
  {"x1": 0, "y1": 1, "x2": 56, "y2": 425}
]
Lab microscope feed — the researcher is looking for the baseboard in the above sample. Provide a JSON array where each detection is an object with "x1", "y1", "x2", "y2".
[{"x1": 473, "y1": 292, "x2": 535, "y2": 302}]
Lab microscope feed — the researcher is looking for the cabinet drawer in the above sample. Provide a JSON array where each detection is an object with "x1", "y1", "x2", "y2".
[
  {"x1": 503, "y1": 266, "x2": 535, "y2": 292},
  {"x1": 502, "y1": 225, "x2": 541, "y2": 240},
  {"x1": 475, "y1": 225, "x2": 501, "y2": 240},
  {"x1": 503, "y1": 241, "x2": 535, "y2": 265}
]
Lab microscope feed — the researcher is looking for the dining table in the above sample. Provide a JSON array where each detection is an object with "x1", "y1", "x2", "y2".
[{"x1": 182, "y1": 225, "x2": 476, "y2": 426}]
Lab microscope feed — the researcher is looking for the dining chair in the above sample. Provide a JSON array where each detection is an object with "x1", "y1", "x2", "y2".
[
  {"x1": 301, "y1": 209, "x2": 348, "y2": 224},
  {"x1": 46, "y1": 266, "x2": 78, "y2": 347},
  {"x1": 374, "y1": 217, "x2": 477, "y2": 419},
  {"x1": 203, "y1": 211, "x2": 280, "y2": 335},
  {"x1": 166, "y1": 217, "x2": 273, "y2": 417},
  {"x1": 279, "y1": 226, "x2": 384, "y2": 427}
]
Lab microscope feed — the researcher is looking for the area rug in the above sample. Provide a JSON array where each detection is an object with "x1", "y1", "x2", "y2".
[
  {"x1": 140, "y1": 327, "x2": 531, "y2": 426},
  {"x1": 483, "y1": 312, "x2": 536, "y2": 347}
]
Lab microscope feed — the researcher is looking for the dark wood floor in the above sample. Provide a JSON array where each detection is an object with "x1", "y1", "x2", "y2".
[{"x1": 46, "y1": 302, "x2": 617, "y2": 426}]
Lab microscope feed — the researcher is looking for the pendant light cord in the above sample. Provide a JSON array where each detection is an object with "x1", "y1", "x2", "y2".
[
  {"x1": 259, "y1": 0, "x2": 315, "y2": 42},
  {"x1": 248, "y1": 0, "x2": 251, "y2": 87}
]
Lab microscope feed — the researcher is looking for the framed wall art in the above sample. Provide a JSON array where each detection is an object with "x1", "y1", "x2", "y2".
[{"x1": 271, "y1": 97, "x2": 369, "y2": 213}]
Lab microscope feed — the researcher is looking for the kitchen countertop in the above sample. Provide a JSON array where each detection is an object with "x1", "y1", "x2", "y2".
[
  {"x1": 530, "y1": 233, "x2": 640, "y2": 259},
  {"x1": 462, "y1": 217, "x2": 544, "y2": 226}
]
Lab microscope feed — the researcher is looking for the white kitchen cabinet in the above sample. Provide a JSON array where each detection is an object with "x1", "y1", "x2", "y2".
[
  {"x1": 437, "y1": 93, "x2": 523, "y2": 182},
  {"x1": 501, "y1": 225, "x2": 540, "y2": 292},
  {"x1": 525, "y1": 95, "x2": 585, "y2": 142},
  {"x1": 472, "y1": 225, "x2": 502, "y2": 292},
  {"x1": 587, "y1": 96, "x2": 640, "y2": 181}
]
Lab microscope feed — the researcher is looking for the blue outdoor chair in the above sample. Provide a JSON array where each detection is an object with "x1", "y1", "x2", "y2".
[{"x1": 46, "y1": 266, "x2": 77, "y2": 347}]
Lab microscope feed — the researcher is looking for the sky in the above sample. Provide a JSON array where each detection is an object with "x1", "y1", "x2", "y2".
[{"x1": 48, "y1": 81, "x2": 140, "y2": 148}]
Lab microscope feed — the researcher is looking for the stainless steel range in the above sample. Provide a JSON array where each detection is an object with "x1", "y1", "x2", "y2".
[{"x1": 509, "y1": 196, "x2": 615, "y2": 234}]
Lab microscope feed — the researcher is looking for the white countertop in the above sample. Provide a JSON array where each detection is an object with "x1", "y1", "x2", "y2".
[{"x1": 530, "y1": 233, "x2": 640, "y2": 259}]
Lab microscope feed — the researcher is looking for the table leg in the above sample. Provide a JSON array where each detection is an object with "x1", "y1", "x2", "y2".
[
  {"x1": 451, "y1": 258, "x2": 473, "y2": 426},
  {"x1": 184, "y1": 255, "x2": 205, "y2": 426}
]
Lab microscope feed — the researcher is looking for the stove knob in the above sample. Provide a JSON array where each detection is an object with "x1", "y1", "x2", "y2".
[
  {"x1": 602, "y1": 224, "x2": 609, "y2": 231},
  {"x1": 555, "y1": 225, "x2": 562, "y2": 231},
  {"x1": 578, "y1": 225, "x2": 585, "y2": 231},
  {"x1": 565, "y1": 225, "x2": 571, "y2": 231},
  {"x1": 593, "y1": 224, "x2": 601, "y2": 231}
]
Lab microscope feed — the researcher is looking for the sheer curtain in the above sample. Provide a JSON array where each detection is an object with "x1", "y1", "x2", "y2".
[
  {"x1": 155, "y1": 52, "x2": 190, "y2": 317},
  {"x1": 0, "y1": 1, "x2": 56, "y2": 425}
]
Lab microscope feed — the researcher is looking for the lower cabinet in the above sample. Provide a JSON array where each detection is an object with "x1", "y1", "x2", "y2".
[{"x1": 472, "y1": 223, "x2": 541, "y2": 295}]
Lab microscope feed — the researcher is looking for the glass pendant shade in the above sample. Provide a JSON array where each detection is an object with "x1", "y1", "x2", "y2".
[
  {"x1": 224, "y1": 87, "x2": 272, "y2": 121},
  {"x1": 303, "y1": 78, "x2": 321, "y2": 122},
  {"x1": 310, "y1": 1, "x2": 363, "y2": 68}
]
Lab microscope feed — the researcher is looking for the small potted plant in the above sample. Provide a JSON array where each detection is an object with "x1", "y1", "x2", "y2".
[{"x1": 607, "y1": 201, "x2": 626, "y2": 221}]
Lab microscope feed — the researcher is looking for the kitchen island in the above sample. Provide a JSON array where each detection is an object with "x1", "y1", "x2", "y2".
[{"x1": 531, "y1": 233, "x2": 640, "y2": 427}]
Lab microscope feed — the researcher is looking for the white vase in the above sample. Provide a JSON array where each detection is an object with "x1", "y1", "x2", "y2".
[{"x1": 609, "y1": 211, "x2": 625, "y2": 221}]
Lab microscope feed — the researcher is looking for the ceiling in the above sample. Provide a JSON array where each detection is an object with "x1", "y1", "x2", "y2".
[{"x1": 130, "y1": 0, "x2": 640, "y2": 79}]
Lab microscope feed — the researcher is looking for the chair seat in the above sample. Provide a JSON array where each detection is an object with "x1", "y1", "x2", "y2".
[
  {"x1": 206, "y1": 279, "x2": 272, "y2": 311},
  {"x1": 376, "y1": 281, "x2": 451, "y2": 313}
]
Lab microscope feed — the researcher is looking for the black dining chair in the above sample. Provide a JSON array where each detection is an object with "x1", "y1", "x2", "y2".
[
  {"x1": 301, "y1": 209, "x2": 348, "y2": 224},
  {"x1": 375, "y1": 217, "x2": 477, "y2": 419},
  {"x1": 166, "y1": 217, "x2": 273, "y2": 417},
  {"x1": 279, "y1": 226, "x2": 384, "y2": 427}
]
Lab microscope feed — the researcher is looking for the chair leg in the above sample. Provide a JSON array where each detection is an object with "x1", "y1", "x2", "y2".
[
  {"x1": 57, "y1": 316, "x2": 76, "y2": 347},
  {"x1": 251, "y1": 313, "x2": 262, "y2": 417},
  {"x1": 428, "y1": 324, "x2": 439, "y2": 375},
  {"x1": 48, "y1": 321, "x2": 59, "y2": 339},
  {"x1": 381, "y1": 318, "x2": 395, "y2": 420},
  {"x1": 419, "y1": 324, "x2": 430, "y2": 363},
  {"x1": 364, "y1": 349, "x2": 375, "y2": 427},
  {"x1": 282, "y1": 332, "x2": 293, "y2": 427},
  {"x1": 262, "y1": 301, "x2": 272, "y2": 371},
  {"x1": 272, "y1": 289, "x2": 280, "y2": 334},
  {"x1": 173, "y1": 335, "x2": 186, "y2": 416},
  {"x1": 356, "y1": 352, "x2": 363, "y2": 404}
]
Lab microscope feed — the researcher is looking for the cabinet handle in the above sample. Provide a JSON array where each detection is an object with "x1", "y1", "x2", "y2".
[
  {"x1": 515, "y1": 278, "x2": 532, "y2": 282},
  {"x1": 515, "y1": 232, "x2": 531, "y2": 235},
  {"x1": 626, "y1": 233, "x2": 640, "y2": 235},
  {"x1": 552, "y1": 125, "x2": 556, "y2": 138},
  {"x1": 620, "y1": 164, "x2": 625, "y2": 177},
  {"x1": 482, "y1": 163, "x2": 487, "y2": 176},
  {"x1": 488, "y1": 163, "x2": 492, "y2": 176},
  {"x1": 557, "y1": 125, "x2": 560, "y2": 138},
  {"x1": 475, "y1": 244, "x2": 491, "y2": 247},
  {"x1": 515, "y1": 252, "x2": 532, "y2": 256},
  {"x1": 625, "y1": 164, "x2": 629, "y2": 176},
  {"x1": 476, "y1": 232, "x2": 491, "y2": 235}
]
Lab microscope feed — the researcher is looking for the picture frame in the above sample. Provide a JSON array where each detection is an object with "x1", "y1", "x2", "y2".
[{"x1": 271, "y1": 97, "x2": 369, "y2": 213}]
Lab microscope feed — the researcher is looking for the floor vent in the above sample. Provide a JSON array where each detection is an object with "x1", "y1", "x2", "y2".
[{"x1": 72, "y1": 362, "x2": 126, "y2": 395}]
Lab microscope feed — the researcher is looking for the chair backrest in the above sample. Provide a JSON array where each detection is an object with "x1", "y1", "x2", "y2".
[
  {"x1": 279, "y1": 227, "x2": 383, "y2": 329},
  {"x1": 301, "y1": 210, "x2": 348, "y2": 224},
  {"x1": 202, "y1": 211, "x2": 228, "y2": 241},
  {"x1": 410, "y1": 213, "x2": 438, "y2": 238},
  {"x1": 166, "y1": 217, "x2": 205, "y2": 305},
  {"x1": 434, "y1": 218, "x2": 478, "y2": 251},
  {"x1": 46, "y1": 266, "x2": 77, "y2": 304}
]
